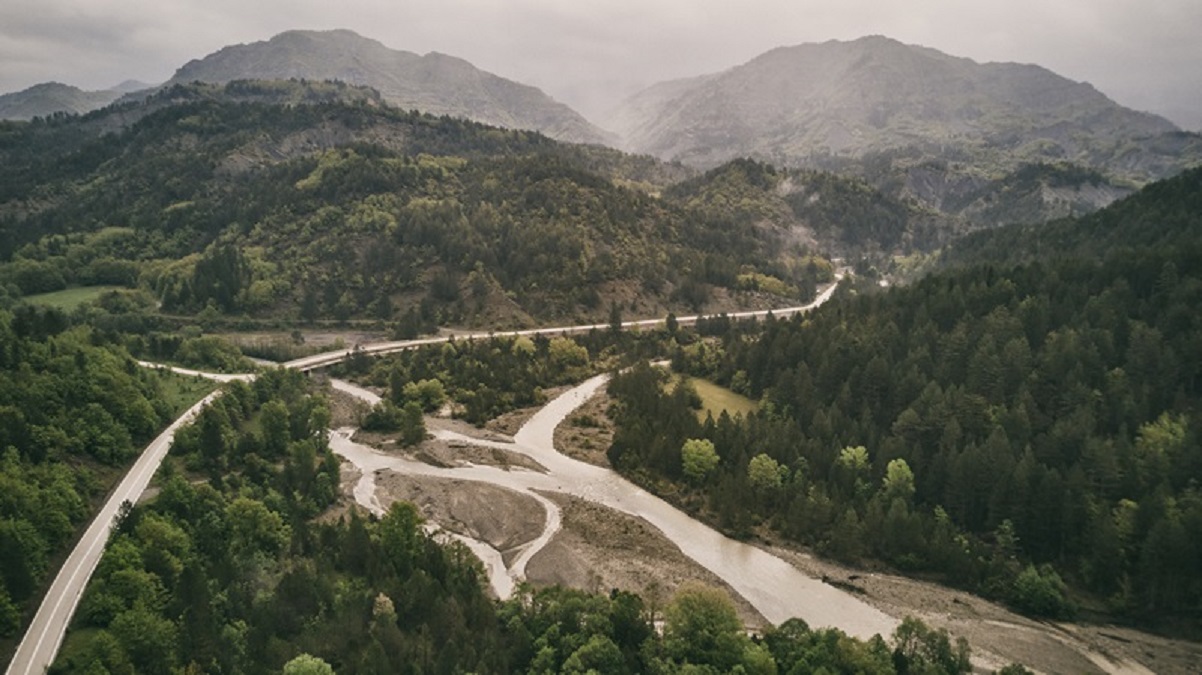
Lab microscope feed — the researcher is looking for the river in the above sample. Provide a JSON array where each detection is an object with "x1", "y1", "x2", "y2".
[{"x1": 329, "y1": 373, "x2": 900, "y2": 641}]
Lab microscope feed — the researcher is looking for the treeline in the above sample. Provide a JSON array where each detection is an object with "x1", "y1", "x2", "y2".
[
  {"x1": 0, "y1": 306, "x2": 198, "y2": 656},
  {"x1": 51, "y1": 367, "x2": 998, "y2": 674},
  {"x1": 610, "y1": 243, "x2": 1202, "y2": 621}
]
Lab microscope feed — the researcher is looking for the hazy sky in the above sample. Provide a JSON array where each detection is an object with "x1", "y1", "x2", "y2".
[{"x1": 2, "y1": 0, "x2": 1199, "y2": 130}]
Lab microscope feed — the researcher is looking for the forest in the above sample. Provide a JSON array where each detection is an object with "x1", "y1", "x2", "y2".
[{"x1": 607, "y1": 168, "x2": 1202, "y2": 626}]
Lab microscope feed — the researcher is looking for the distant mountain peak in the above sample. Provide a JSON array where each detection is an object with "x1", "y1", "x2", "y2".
[
  {"x1": 609, "y1": 36, "x2": 1180, "y2": 172},
  {"x1": 0, "y1": 81, "x2": 124, "y2": 120},
  {"x1": 166, "y1": 28, "x2": 611, "y2": 145}
]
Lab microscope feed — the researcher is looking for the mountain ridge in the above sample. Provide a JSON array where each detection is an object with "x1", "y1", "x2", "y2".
[
  {"x1": 0, "y1": 82, "x2": 127, "y2": 120},
  {"x1": 606, "y1": 35, "x2": 1201, "y2": 226},
  {"x1": 163, "y1": 29, "x2": 614, "y2": 146},
  {"x1": 610, "y1": 35, "x2": 1180, "y2": 168}
]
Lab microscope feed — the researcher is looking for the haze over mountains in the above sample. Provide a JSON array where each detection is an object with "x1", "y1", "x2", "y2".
[
  {"x1": 3, "y1": 29, "x2": 1199, "y2": 225},
  {"x1": 162, "y1": 29, "x2": 614, "y2": 146},
  {"x1": 0, "y1": 80, "x2": 148, "y2": 120},
  {"x1": 609, "y1": 36, "x2": 1181, "y2": 169}
]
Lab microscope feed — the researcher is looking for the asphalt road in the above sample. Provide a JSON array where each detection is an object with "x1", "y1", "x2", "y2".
[
  {"x1": 285, "y1": 275, "x2": 842, "y2": 371},
  {"x1": 4, "y1": 391, "x2": 224, "y2": 675}
]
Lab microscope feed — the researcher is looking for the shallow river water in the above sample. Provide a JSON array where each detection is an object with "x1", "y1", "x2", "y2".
[{"x1": 329, "y1": 374, "x2": 899, "y2": 640}]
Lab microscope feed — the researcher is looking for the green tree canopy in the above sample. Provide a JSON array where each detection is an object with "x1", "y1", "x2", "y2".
[{"x1": 681, "y1": 438, "x2": 720, "y2": 483}]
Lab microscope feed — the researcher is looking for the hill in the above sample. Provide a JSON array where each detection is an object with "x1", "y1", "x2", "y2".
[
  {"x1": 0, "y1": 81, "x2": 821, "y2": 329},
  {"x1": 161, "y1": 29, "x2": 613, "y2": 146},
  {"x1": 665, "y1": 158, "x2": 958, "y2": 258},
  {"x1": 0, "y1": 82, "x2": 127, "y2": 121},
  {"x1": 610, "y1": 36, "x2": 1202, "y2": 223}
]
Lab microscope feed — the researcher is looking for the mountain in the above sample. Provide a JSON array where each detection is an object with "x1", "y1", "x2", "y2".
[
  {"x1": 162, "y1": 29, "x2": 613, "y2": 146},
  {"x1": 0, "y1": 82, "x2": 126, "y2": 120},
  {"x1": 610, "y1": 36, "x2": 1202, "y2": 221},
  {"x1": 0, "y1": 80, "x2": 822, "y2": 328},
  {"x1": 108, "y1": 80, "x2": 153, "y2": 95}
]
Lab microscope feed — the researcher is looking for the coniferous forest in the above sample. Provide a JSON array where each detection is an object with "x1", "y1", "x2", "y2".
[{"x1": 609, "y1": 167, "x2": 1202, "y2": 624}]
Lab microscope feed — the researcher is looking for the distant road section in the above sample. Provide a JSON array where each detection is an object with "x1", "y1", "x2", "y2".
[
  {"x1": 5, "y1": 391, "x2": 225, "y2": 675},
  {"x1": 286, "y1": 275, "x2": 842, "y2": 372}
]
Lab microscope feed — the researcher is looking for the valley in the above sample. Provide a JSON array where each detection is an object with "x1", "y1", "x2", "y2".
[{"x1": 0, "y1": 17, "x2": 1200, "y2": 675}]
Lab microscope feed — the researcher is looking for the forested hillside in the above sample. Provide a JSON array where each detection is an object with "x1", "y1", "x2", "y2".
[
  {"x1": 943, "y1": 165, "x2": 1202, "y2": 268},
  {"x1": 0, "y1": 305, "x2": 214, "y2": 662},
  {"x1": 0, "y1": 81, "x2": 825, "y2": 328},
  {"x1": 608, "y1": 171, "x2": 1202, "y2": 626},
  {"x1": 665, "y1": 158, "x2": 957, "y2": 260}
]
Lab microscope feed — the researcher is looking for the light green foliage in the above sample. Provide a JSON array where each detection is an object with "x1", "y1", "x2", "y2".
[
  {"x1": 881, "y1": 458, "x2": 915, "y2": 503},
  {"x1": 747, "y1": 453, "x2": 785, "y2": 490},
  {"x1": 561, "y1": 634, "x2": 626, "y2": 674},
  {"x1": 20, "y1": 286, "x2": 126, "y2": 311},
  {"x1": 662, "y1": 582, "x2": 749, "y2": 672},
  {"x1": 402, "y1": 378, "x2": 446, "y2": 412},
  {"x1": 837, "y1": 446, "x2": 870, "y2": 473},
  {"x1": 549, "y1": 336, "x2": 590, "y2": 370},
  {"x1": 511, "y1": 335, "x2": 536, "y2": 356},
  {"x1": 681, "y1": 438, "x2": 720, "y2": 482},
  {"x1": 737, "y1": 272, "x2": 797, "y2": 298},
  {"x1": 1011, "y1": 565, "x2": 1074, "y2": 619},
  {"x1": 225, "y1": 498, "x2": 291, "y2": 559},
  {"x1": 174, "y1": 335, "x2": 252, "y2": 373},
  {"x1": 283, "y1": 653, "x2": 336, "y2": 675},
  {"x1": 1134, "y1": 412, "x2": 1186, "y2": 488}
]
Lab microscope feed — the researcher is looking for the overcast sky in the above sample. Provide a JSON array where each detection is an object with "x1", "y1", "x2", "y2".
[{"x1": 2, "y1": 0, "x2": 1199, "y2": 130}]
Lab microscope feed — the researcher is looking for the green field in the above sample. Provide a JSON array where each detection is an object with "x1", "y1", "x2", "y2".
[
  {"x1": 155, "y1": 370, "x2": 221, "y2": 417},
  {"x1": 21, "y1": 285, "x2": 125, "y2": 311},
  {"x1": 669, "y1": 375, "x2": 759, "y2": 421}
]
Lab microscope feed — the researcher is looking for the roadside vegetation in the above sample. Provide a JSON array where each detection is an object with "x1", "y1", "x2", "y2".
[{"x1": 0, "y1": 305, "x2": 217, "y2": 663}]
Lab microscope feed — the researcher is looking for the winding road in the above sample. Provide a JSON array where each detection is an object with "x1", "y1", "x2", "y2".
[
  {"x1": 7, "y1": 275, "x2": 1160, "y2": 675},
  {"x1": 6, "y1": 282, "x2": 842, "y2": 675}
]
